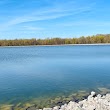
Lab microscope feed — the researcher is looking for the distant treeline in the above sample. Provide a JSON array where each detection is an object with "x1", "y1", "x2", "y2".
[{"x1": 0, "y1": 34, "x2": 110, "y2": 46}]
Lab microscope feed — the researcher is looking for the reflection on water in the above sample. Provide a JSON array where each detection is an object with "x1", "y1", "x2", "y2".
[{"x1": 0, "y1": 45, "x2": 110, "y2": 105}]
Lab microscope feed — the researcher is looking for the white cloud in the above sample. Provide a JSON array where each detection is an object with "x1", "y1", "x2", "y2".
[
  {"x1": 0, "y1": 0, "x2": 94, "y2": 31},
  {"x1": 23, "y1": 26, "x2": 44, "y2": 31},
  {"x1": 59, "y1": 21, "x2": 110, "y2": 27}
]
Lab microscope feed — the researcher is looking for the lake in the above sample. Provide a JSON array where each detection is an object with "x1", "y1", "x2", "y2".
[{"x1": 0, "y1": 45, "x2": 110, "y2": 105}]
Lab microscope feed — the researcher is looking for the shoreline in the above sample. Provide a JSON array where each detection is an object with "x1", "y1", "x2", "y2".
[
  {"x1": 1, "y1": 88, "x2": 110, "y2": 110},
  {"x1": 26, "y1": 91, "x2": 110, "y2": 110},
  {"x1": 0, "y1": 43, "x2": 110, "y2": 48}
]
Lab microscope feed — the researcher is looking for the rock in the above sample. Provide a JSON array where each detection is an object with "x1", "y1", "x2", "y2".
[
  {"x1": 91, "y1": 91, "x2": 96, "y2": 97},
  {"x1": 53, "y1": 106, "x2": 60, "y2": 110},
  {"x1": 43, "y1": 108, "x2": 52, "y2": 110},
  {"x1": 26, "y1": 106, "x2": 36, "y2": 110}
]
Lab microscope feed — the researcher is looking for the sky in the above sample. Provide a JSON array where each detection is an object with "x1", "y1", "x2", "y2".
[{"x1": 0, "y1": 0, "x2": 110, "y2": 39}]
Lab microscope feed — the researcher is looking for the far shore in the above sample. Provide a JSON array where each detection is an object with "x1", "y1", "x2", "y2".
[{"x1": 0, "y1": 43, "x2": 110, "y2": 48}]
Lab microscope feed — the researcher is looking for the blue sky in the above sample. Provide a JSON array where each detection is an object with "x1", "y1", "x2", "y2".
[{"x1": 0, "y1": 0, "x2": 110, "y2": 39}]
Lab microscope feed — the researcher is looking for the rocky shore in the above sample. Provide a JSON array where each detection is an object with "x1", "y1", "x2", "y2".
[{"x1": 27, "y1": 91, "x2": 110, "y2": 110}]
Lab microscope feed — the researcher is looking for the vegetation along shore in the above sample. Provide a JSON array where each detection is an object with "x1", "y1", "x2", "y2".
[{"x1": 0, "y1": 34, "x2": 110, "y2": 46}]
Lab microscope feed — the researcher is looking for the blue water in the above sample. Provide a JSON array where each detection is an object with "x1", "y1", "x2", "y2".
[{"x1": 0, "y1": 45, "x2": 110, "y2": 103}]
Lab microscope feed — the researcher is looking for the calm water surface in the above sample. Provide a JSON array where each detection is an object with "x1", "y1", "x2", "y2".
[{"x1": 0, "y1": 45, "x2": 110, "y2": 103}]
